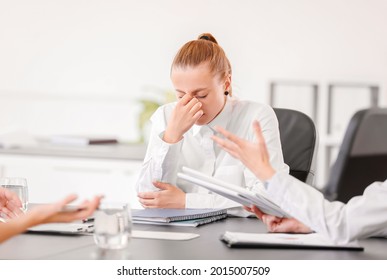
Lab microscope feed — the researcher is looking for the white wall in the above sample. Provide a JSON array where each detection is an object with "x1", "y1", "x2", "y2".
[
  {"x1": 0, "y1": 0, "x2": 386, "y2": 181},
  {"x1": 1, "y1": 0, "x2": 386, "y2": 98}
]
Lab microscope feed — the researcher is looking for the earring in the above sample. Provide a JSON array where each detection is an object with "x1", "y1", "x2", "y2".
[{"x1": 224, "y1": 91, "x2": 229, "y2": 96}]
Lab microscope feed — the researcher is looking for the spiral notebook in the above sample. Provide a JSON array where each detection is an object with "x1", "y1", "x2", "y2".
[
  {"x1": 133, "y1": 213, "x2": 228, "y2": 227},
  {"x1": 132, "y1": 208, "x2": 227, "y2": 223}
]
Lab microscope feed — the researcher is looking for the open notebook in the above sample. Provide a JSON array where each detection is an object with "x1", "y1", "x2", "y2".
[
  {"x1": 177, "y1": 166, "x2": 290, "y2": 218},
  {"x1": 220, "y1": 231, "x2": 364, "y2": 251}
]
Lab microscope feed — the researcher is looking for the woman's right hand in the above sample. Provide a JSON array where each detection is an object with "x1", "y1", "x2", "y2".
[
  {"x1": 163, "y1": 94, "x2": 203, "y2": 143},
  {"x1": 212, "y1": 121, "x2": 275, "y2": 181}
]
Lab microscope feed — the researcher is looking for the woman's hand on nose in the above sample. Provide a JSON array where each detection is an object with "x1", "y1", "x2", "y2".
[{"x1": 163, "y1": 94, "x2": 203, "y2": 143}]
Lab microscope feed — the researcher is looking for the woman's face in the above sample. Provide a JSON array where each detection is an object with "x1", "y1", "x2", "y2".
[{"x1": 171, "y1": 62, "x2": 230, "y2": 125}]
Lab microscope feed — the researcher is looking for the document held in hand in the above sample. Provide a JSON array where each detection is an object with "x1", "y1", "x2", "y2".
[
  {"x1": 220, "y1": 231, "x2": 364, "y2": 251},
  {"x1": 177, "y1": 166, "x2": 290, "y2": 218}
]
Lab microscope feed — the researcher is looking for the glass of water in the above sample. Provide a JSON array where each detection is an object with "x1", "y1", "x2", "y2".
[
  {"x1": 0, "y1": 177, "x2": 28, "y2": 212},
  {"x1": 93, "y1": 202, "x2": 132, "y2": 250}
]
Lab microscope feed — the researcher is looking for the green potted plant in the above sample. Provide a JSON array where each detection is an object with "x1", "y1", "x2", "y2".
[{"x1": 137, "y1": 88, "x2": 175, "y2": 143}]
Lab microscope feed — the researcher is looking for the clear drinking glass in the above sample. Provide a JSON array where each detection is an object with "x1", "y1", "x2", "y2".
[
  {"x1": 93, "y1": 203, "x2": 132, "y2": 250},
  {"x1": 0, "y1": 177, "x2": 29, "y2": 212}
]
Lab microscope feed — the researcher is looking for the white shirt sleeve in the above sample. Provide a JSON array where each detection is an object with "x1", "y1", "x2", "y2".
[
  {"x1": 266, "y1": 172, "x2": 387, "y2": 244},
  {"x1": 186, "y1": 192, "x2": 242, "y2": 209},
  {"x1": 135, "y1": 106, "x2": 183, "y2": 192}
]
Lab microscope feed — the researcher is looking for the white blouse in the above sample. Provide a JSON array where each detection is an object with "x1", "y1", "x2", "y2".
[
  {"x1": 135, "y1": 97, "x2": 289, "y2": 212},
  {"x1": 266, "y1": 172, "x2": 387, "y2": 244}
]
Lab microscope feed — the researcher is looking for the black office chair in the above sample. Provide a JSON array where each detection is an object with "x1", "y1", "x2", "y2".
[
  {"x1": 273, "y1": 108, "x2": 317, "y2": 185},
  {"x1": 323, "y1": 108, "x2": 387, "y2": 203}
]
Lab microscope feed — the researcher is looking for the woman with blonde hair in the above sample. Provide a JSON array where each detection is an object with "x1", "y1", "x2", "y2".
[{"x1": 136, "y1": 33, "x2": 288, "y2": 214}]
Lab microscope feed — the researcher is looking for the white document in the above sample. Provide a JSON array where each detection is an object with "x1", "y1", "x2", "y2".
[
  {"x1": 177, "y1": 166, "x2": 289, "y2": 218},
  {"x1": 132, "y1": 230, "x2": 199, "y2": 241},
  {"x1": 221, "y1": 231, "x2": 363, "y2": 250}
]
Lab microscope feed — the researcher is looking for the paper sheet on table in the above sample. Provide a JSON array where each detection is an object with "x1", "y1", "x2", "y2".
[{"x1": 132, "y1": 230, "x2": 199, "y2": 241}]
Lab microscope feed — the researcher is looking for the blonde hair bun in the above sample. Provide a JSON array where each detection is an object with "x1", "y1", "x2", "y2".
[{"x1": 197, "y1": 33, "x2": 218, "y2": 45}]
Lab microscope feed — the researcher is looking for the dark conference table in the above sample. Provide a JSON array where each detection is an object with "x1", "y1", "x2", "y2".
[{"x1": 0, "y1": 217, "x2": 386, "y2": 260}]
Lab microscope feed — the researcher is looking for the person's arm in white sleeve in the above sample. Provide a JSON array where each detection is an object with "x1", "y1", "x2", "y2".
[
  {"x1": 135, "y1": 105, "x2": 184, "y2": 193},
  {"x1": 136, "y1": 94, "x2": 204, "y2": 209},
  {"x1": 267, "y1": 173, "x2": 387, "y2": 244}
]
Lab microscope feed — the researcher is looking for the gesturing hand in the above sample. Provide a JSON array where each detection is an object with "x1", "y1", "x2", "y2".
[
  {"x1": 0, "y1": 187, "x2": 23, "y2": 220},
  {"x1": 0, "y1": 194, "x2": 102, "y2": 244},
  {"x1": 138, "y1": 182, "x2": 186, "y2": 208},
  {"x1": 28, "y1": 194, "x2": 102, "y2": 225},
  {"x1": 212, "y1": 120, "x2": 275, "y2": 181},
  {"x1": 244, "y1": 205, "x2": 312, "y2": 234},
  {"x1": 163, "y1": 94, "x2": 203, "y2": 143}
]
